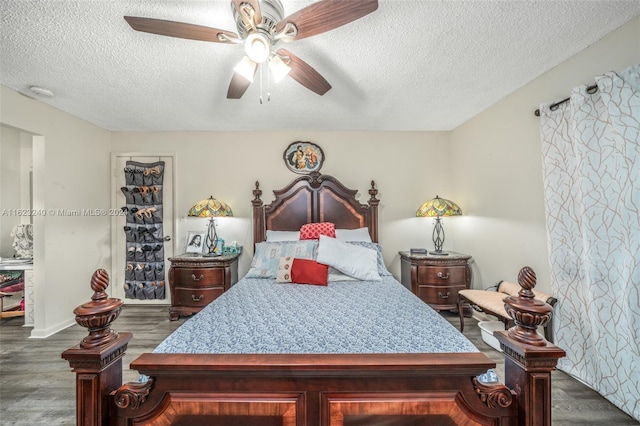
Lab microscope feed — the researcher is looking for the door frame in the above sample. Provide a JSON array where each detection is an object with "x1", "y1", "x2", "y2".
[{"x1": 110, "y1": 152, "x2": 177, "y2": 303}]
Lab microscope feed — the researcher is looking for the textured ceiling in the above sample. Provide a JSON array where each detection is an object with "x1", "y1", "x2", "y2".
[{"x1": 1, "y1": 1, "x2": 639, "y2": 132}]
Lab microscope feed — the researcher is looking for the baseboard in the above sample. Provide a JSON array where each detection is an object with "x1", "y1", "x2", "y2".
[{"x1": 29, "y1": 317, "x2": 76, "y2": 339}]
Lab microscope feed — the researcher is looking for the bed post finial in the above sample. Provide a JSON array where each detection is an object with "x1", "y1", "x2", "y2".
[
  {"x1": 252, "y1": 181, "x2": 265, "y2": 246},
  {"x1": 368, "y1": 180, "x2": 379, "y2": 205},
  {"x1": 252, "y1": 181, "x2": 263, "y2": 206},
  {"x1": 62, "y1": 269, "x2": 133, "y2": 426},
  {"x1": 367, "y1": 180, "x2": 379, "y2": 242},
  {"x1": 495, "y1": 266, "x2": 565, "y2": 426},
  {"x1": 73, "y1": 269, "x2": 123, "y2": 349},
  {"x1": 502, "y1": 266, "x2": 553, "y2": 346}
]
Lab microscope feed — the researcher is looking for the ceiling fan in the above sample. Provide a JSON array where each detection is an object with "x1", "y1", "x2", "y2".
[{"x1": 124, "y1": 0, "x2": 378, "y2": 99}]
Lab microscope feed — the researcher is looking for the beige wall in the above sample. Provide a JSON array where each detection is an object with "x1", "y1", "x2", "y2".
[
  {"x1": 0, "y1": 126, "x2": 22, "y2": 256},
  {"x1": 0, "y1": 126, "x2": 33, "y2": 257},
  {"x1": 1, "y1": 86, "x2": 112, "y2": 337},
  {"x1": 110, "y1": 131, "x2": 453, "y2": 277},
  {"x1": 451, "y1": 16, "x2": 640, "y2": 292}
]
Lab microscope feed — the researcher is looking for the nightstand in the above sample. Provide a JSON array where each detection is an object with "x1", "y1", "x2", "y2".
[
  {"x1": 168, "y1": 253, "x2": 239, "y2": 320},
  {"x1": 399, "y1": 251, "x2": 472, "y2": 314}
]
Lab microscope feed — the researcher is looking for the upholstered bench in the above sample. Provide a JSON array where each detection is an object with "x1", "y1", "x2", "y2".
[{"x1": 457, "y1": 280, "x2": 557, "y2": 343}]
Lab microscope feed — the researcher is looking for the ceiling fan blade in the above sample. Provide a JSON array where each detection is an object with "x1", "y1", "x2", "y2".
[
  {"x1": 124, "y1": 16, "x2": 239, "y2": 43},
  {"x1": 227, "y1": 72, "x2": 254, "y2": 99},
  {"x1": 276, "y1": 0, "x2": 378, "y2": 41},
  {"x1": 232, "y1": 0, "x2": 262, "y2": 27},
  {"x1": 277, "y1": 49, "x2": 331, "y2": 96}
]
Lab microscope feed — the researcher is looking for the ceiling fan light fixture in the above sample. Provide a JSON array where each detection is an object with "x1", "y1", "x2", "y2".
[
  {"x1": 124, "y1": 0, "x2": 379, "y2": 100},
  {"x1": 245, "y1": 32, "x2": 271, "y2": 63},
  {"x1": 269, "y1": 55, "x2": 291, "y2": 82},
  {"x1": 234, "y1": 56, "x2": 258, "y2": 82}
]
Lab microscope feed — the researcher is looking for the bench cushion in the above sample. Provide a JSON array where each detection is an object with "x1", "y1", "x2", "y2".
[
  {"x1": 459, "y1": 282, "x2": 554, "y2": 320},
  {"x1": 458, "y1": 289, "x2": 510, "y2": 318}
]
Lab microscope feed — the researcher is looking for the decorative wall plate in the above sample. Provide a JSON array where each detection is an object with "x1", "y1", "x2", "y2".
[{"x1": 283, "y1": 141, "x2": 324, "y2": 174}]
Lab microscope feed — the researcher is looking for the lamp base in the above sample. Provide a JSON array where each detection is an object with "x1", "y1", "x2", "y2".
[
  {"x1": 202, "y1": 252, "x2": 221, "y2": 257},
  {"x1": 429, "y1": 250, "x2": 449, "y2": 256}
]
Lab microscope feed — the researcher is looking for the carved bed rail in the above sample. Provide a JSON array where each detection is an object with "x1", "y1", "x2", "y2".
[{"x1": 63, "y1": 267, "x2": 565, "y2": 426}]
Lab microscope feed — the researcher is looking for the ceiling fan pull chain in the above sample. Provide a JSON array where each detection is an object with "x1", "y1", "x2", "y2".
[
  {"x1": 259, "y1": 64, "x2": 264, "y2": 104},
  {"x1": 267, "y1": 63, "x2": 271, "y2": 102}
]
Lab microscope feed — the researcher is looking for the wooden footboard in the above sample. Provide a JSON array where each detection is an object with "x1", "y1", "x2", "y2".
[
  {"x1": 63, "y1": 267, "x2": 565, "y2": 426},
  {"x1": 114, "y1": 352, "x2": 514, "y2": 425}
]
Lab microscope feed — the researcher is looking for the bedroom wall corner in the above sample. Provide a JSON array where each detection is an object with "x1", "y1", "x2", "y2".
[
  {"x1": 449, "y1": 16, "x2": 640, "y2": 293},
  {"x1": 1, "y1": 85, "x2": 112, "y2": 337}
]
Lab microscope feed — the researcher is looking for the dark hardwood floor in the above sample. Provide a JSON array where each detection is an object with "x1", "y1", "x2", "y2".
[{"x1": 0, "y1": 306, "x2": 637, "y2": 425}]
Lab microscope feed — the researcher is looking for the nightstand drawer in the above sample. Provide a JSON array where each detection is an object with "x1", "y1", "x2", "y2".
[
  {"x1": 416, "y1": 284, "x2": 466, "y2": 305},
  {"x1": 168, "y1": 254, "x2": 240, "y2": 321},
  {"x1": 416, "y1": 266, "x2": 466, "y2": 285},
  {"x1": 399, "y1": 251, "x2": 472, "y2": 314},
  {"x1": 174, "y1": 287, "x2": 223, "y2": 308},
  {"x1": 173, "y1": 268, "x2": 224, "y2": 287}
]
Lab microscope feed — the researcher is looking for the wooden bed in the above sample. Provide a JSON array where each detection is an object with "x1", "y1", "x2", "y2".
[{"x1": 63, "y1": 172, "x2": 565, "y2": 426}]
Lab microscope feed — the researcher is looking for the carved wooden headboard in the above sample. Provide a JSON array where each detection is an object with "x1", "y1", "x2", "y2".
[{"x1": 252, "y1": 172, "x2": 379, "y2": 244}]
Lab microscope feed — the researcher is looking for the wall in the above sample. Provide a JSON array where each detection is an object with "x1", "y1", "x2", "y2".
[
  {"x1": 110, "y1": 131, "x2": 453, "y2": 278},
  {"x1": 451, "y1": 16, "x2": 640, "y2": 293},
  {"x1": 0, "y1": 126, "x2": 33, "y2": 257},
  {"x1": 0, "y1": 126, "x2": 21, "y2": 257},
  {"x1": 1, "y1": 86, "x2": 112, "y2": 337}
]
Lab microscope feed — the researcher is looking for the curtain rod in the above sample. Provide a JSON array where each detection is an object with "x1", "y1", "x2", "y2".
[{"x1": 534, "y1": 84, "x2": 599, "y2": 117}]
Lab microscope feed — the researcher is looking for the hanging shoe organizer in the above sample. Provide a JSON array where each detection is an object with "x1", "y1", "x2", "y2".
[{"x1": 121, "y1": 161, "x2": 166, "y2": 300}]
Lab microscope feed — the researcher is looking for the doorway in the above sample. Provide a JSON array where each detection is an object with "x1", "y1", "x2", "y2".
[{"x1": 0, "y1": 125, "x2": 34, "y2": 325}]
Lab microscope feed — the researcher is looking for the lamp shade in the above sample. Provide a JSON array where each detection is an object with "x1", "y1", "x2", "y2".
[
  {"x1": 233, "y1": 56, "x2": 258, "y2": 83},
  {"x1": 188, "y1": 196, "x2": 233, "y2": 218},
  {"x1": 269, "y1": 55, "x2": 291, "y2": 82},
  {"x1": 416, "y1": 196, "x2": 462, "y2": 218}
]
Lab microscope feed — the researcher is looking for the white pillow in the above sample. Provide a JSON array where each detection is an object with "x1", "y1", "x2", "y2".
[
  {"x1": 316, "y1": 235, "x2": 381, "y2": 281},
  {"x1": 327, "y1": 267, "x2": 359, "y2": 282},
  {"x1": 335, "y1": 227, "x2": 372, "y2": 242},
  {"x1": 266, "y1": 230, "x2": 300, "y2": 241}
]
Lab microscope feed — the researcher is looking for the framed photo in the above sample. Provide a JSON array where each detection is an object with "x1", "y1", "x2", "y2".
[
  {"x1": 283, "y1": 141, "x2": 324, "y2": 174},
  {"x1": 185, "y1": 231, "x2": 206, "y2": 254}
]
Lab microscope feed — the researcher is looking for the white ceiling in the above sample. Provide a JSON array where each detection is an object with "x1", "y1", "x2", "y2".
[{"x1": 2, "y1": 1, "x2": 639, "y2": 132}]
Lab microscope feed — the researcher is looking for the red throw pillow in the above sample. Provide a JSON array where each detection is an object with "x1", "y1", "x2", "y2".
[
  {"x1": 299, "y1": 222, "x2": 336, "y2": 240},
  {"x1": 291, "y1": 258, "x2": 329, "y2": 286}
]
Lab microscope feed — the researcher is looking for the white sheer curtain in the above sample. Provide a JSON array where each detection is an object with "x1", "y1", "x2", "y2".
[{"x1": 539, "y1": 63, "x2": 640, "y2": 421}]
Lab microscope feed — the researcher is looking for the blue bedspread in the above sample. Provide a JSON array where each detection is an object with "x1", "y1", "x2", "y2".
[{"x1": 154, "y1": 276, "x2": 479, "y2": 354}]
